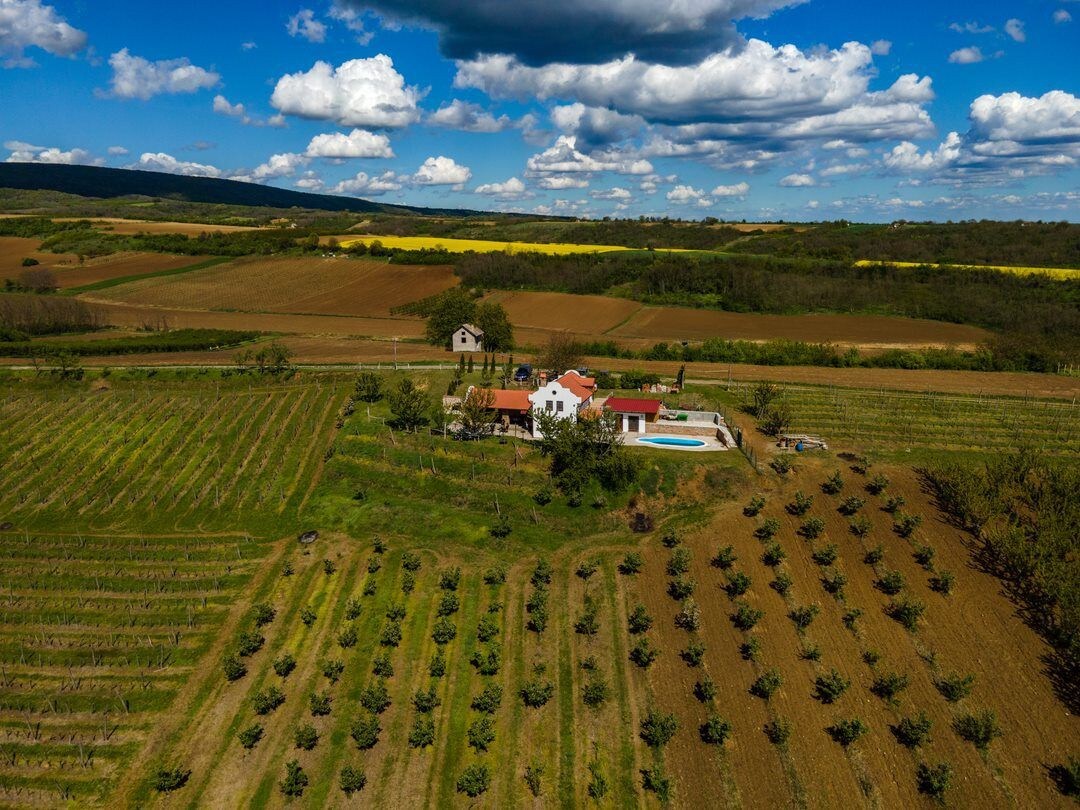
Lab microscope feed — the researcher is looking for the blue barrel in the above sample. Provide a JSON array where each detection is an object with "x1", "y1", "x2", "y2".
[{"x1": 795, "y1": 442, "x2": 805, "y2": 452}]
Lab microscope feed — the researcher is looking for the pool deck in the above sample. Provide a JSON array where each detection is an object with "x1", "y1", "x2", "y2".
[{"x1": 632, "y1": 434, "x2": 729, "y2": 452}]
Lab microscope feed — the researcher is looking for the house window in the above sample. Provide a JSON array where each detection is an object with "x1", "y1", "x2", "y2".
[
  {"x1": 546, "y1": 401, "x2": 554, "y2": 411},
  {"x1": 460, "y1": 334, "x2": 466, "y2": 344},
  {"x1": 556, "y1": 401, "x2": 564, "y2": 413}
]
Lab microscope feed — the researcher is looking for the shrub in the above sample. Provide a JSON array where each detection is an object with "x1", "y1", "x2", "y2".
[
  {"x1": 252, "y1": 686, "x2": 285, "y2": 715},
  {"x1": 344, "y1": 597, "x2": 363, "y2": 620},
  {"x1": 771, "y1": 571, "x2": 793, "y2": 595},
  {"x1": 771, "y1": 455, "x2": 794, "y2": 475},
  {"x1": 884, "y1": 494, "x2": 906, "y2": 513},
  {"x1": 765, "y1": 718, "x2": 792, "y2": 745},
  {"x1": 755, "y1": 517, "x2": 781, "y2": 540},
  {"x1": 822, "y1": 567, "x2": 847, "y2": 596},
  {"x1": 872, "y1": 569, "x2": 904, "y2": 595},
  {"x1": 300, "y1": 606, "x2": 316, "y2": 626},
  {"x1": 472, "y1": 683, "x2": 503, "y2": 714},
  {"x1": 894, "y1": 712, "x2": 932, "y2": 748},
  {"x1": 530, "y1": 559, "x2": 553, "y2": 586},
  {"x1": 680, "y1": 640, "x2": 705, "y2": 667},
  {"x1": 930, "y1": 570, "x2": 956, "y2": 595},
  {"x1": 470, "y1": 644, "x2": 502, "y2": 676},
  {"x1": 630, "y1": 637, "x2": 659, "y2": 668},
  {"x1": 476, "y1": 614, "x2": 500, "y2": 642},
  {"x1": 726, "y1": 571, "x2": 752, "y2": 597},
  {"x1": 712, "y1": 545, "x2": 737, "y2": 569},
  {"x1": 340, "y1": 765, "x2": 367, "y2": 795},
  {"x1": 811, "y1": 544, "x2": 838, "y2": 566},
  {"x1": 456, "y1": 763, "x2": 491, "y2": 797},
  {"x1": 751, "y1": 669, "x2": 782, "y2": 699},
  {"x1": 432, "y1": 617, "x2": 457, "y2": 644},
  {"x1": 842, "y1": 608, "x2": 863, "y2": 630},
  {"x1": 280, "y1": 760, "x2": 308, "y2": 798},
  {"x1": 862, "y1": 649, "x2": 881, "y2": 666},
  {"x1": 628, "y1": 604, "x2": 653, "y2": 634},
  {"x1": 640, "y1": 708, "x2": 679, "y2": 748},
  {"x1": 762, "y1": 543, "x2": 786, "y2": 567},
  {"x1": 641, "y1": 765, "x2": 672, "y2": 803},
  {"x1": 732, "y1": 601, "x2": 764, "y2": 631},
  {"x1": 523, "y1": 761, "x2": 544, "y2": 797},
  {"x1": 954, "y1": 709, "x2": 1001, "y2": 750},
  {"x1": 740, "y1": 636, "x2": 762, "y2": 661},
  {"x1": 362, "y1": 579, "x2": 376, "y2": 596},
  {"x1": 439, "y1": 567, "x2": 462, "y2": 591},
  {"x1": 310, "y1": 691, "x2": 332, "y2": 716},
  {"x1": 800, "y1": 516, "x2": 826, "y2": 539},
  {"x1": 822, "y1": 471, "x2": 845, "y2": 494},
  {"x1": 839, "y1": 495, "x2": 865, "y2": 515},
  {"x1": 238, "y1": 723, "x2": 263, "y2": 750},
  {"x1": 800, "y1": 642, "x2": 822, "y2": 661},
  {"x1": 936, "y1": 671, "x2": 975, "y2": 702},
  {"x1": 694, "y1": 676, "x2": 717, "y2": 702},
  {"x1": 674, "y1": 598, "x2": 701, "y2": 631},
  {"x1": 319, "y1": 658, "x2": 344, "y2": 683},
  {"x1": 295, "y1": 723, "x2": 318, "y2": 750},
  {"x1": 668, "y1": 576, "x2": 696, "y2": 600},
  {"x1": 338, "y1": 623, "x2": 359, "y2": 649},
  {"x1": 787, "y1": 490, "x2": 814, "y2": 516},
  {"x1": 413, "y1": 686, "x2": 440, "y2": 714},
  {"x1": 223, "y1": 654, "x2": 247, "y2": 682},
  {"x1": 575, "y1": 596, "x2": 600, "y2": 636},
  {"x1": 350, "y1": 712, "x2": 380, "y2": 750},
  {"x1": 437, "y1": 593, "x2": 460, "y2": 616},
  {"x1": 667, "y1": 547, "x2": 691, "y2": 576},
  {"x1": 1052, "y1": 757, "x2": 1080, "y2": 797},
  {"x1": 483, "y1": 563, "x2": 507, "y2": 584},
  {"x1": 789, "y1": 604, "x2": 820, "y2": 631},
  {"x1": 701, "y1": 714, "x2": 733, "y2": 745},
  {"x1": 580, "y1": 656, "x2": 598, "y2": 671},
  {"x1": 252, "y1": 602, "x2": 276, "y2": 627},
  {"x1": 587, "y1": 760, "x2": 608, "y2": 800},
  {"x1": 576, "y1": 558, "x2": 599, "y2": 580},
  {"x1": 814, "y1": 669, "x2": 851, "y2": 704},
  {"x1": 236, "y1": 630, "x2": 264, "y2": 657},
  {"x1": 323, "y1": 559, "x2": 336, "y2": 575},
  {"x1": 849, "y1": 516, "x2": 873, "y2": 537},
  {"x1": 894, "y1": 512, "x2": 922, "y2": 538},
  {"x1": 863, "y1": 544, "x2": 885, "y2": 565},
  {"x1": 916, "y1": 761, "x2": 952, "y2": 801},
  {"x1": 914, "y1": 544, "x2": 936, "y2": 568},
  {"x1": 661, "y1": 528, "x2": 682, "y2": 548},
  {"x1": 574, "y1": 673, "x2": 607, "y2": 707},
  {"x1": 154, "y1": 767, "x2": 191, "y2": 793},
  {"x1": 371, "y1": 653, "x2": 394, "y2": 678},
  {"x1": 828, "y1": 718, "x2": 869, "y2": 746},
  {"x1": 887, "y1": 597, "x2": 926, "y2": 631},
  {"x1": 744, "y1": 495, "x2": 766, "y2": 516},
  {"x1": 360, "y1": 680, "x2": 391, "y2": 714},
  {"x1": 521, "y1": 678, "x2": 554, "y2": 707},
  {"x1": 873, "y1": 671, "x2": 911, "y2": 703},
  {"x1": 467, "y1": 715, "x2": 496, "y2": 751},
  {"x1": 866, "y1": 473, "x2": 890, "y2": 495},
  {"x1": 618, "y1": 552, "x2": 644, "y2": 574}
]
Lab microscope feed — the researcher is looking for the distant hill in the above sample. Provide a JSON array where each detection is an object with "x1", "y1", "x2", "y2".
[{"x1": 0, "y1": 163, "x2": 485, "y2": 217}]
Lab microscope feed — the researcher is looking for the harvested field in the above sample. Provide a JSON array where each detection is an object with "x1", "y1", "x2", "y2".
[
  {"x1": 0, "y1": 236, "x2": 77, "y2": 277},
  {"x1": 610, "y1": 306, "x2": 990, "y2": 348},
  {"x1": 49, "y1": 252, "x2": 206, "y2": 289},
  {"x1": 90, "y1": 256, "x2": 457, "y2": 317},
  {"x1": 481, "y1": 290, "x2": 642, "y2": 335},
  {"x1": 55, "y1": 218, "x2": 261, "y2": 236}
]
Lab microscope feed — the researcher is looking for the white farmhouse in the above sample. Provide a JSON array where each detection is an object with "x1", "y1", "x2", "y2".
[
  {"x1": 528, "y1": 374, "x2": 595, "y2": 438},
  {"x1": 454, "y1": 324, "x2": 484, "y2": 352}
]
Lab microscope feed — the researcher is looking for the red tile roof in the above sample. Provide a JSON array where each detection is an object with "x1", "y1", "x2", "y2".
[
  {"x1": 558, "y1": 371, "x2": 596, "y2": 390},
  {"x1": 559, "y1": 379, "x2": 594, "y2": 402},
  {"x1": 604, "y1": 397, "x2": 663, "y2": 415},
  {"x1": 477, "y1": 388, "x2": 532, "y2": 412}
]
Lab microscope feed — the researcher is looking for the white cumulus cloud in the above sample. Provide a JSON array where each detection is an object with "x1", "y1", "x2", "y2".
[
  {"x1": 948, "y1": 46, "x2": 986, "y2": 64},
  {"x1": 4, "y1": 140, "x2": 100, "y2": 164},
  {"x1": 711, "y1": 181, "x2": 750, "y2": 197},
  {"x1": 131, "y1": 152, "x2": 222, "y2": 177},
  {"x1": 427, "y1": 99, "x2": 512, "y2": 133},
  {"x1": 270, "y1": 55, "x2": 421, "y2": 127},
  {"x1": 474, "y1": 176, "x2": 528, "y2": 198},
  {"x1": 1004, "y1": 18, "x2": 1026, "y2": 42},
  {"x1": 413, "y1": 155, "x2": 471, "y2": 187},
  {"x1": 213, "y1": 94, "x2": 286, "y2": 128},
  {"x1": 1053, "y1": 9, "x2": 1072, "y2": 24},
  {"x1": 305, "y1": 128, "x2": 393, "y2": 158},
  {"x1": 0, "y1": 0, "x2": 87, "y2": 67},
  {"x1": 287, "y1": 8, "x2": 327, "y2": 43},
  {"x1": 779, "y1": 173, "x2": 815, "y2": 187},
  {"x1": 332, "y1": 170, "x2": 403, "y2": 196},
  {"x1": 107, "y1": 48, "x2": 219, "y2": 100}
]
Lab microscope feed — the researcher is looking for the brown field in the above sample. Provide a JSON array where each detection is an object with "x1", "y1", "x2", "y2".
[
  {"x1": 48, "y1": 252, "x2": 205, "y2": 288},
  {"x1": 90, "y1": 256, "x2": 457, "y2": 317},
  {"x1": 482, "y1": 290, "x2": 641, "y2": 335},
  {"x1": 0, "y1": 236, "x2": 77, "y2": 277},
  {"x1": 610, "y1": 306, "x2": 989, "y2": 348},
  {"x1": 636, "y1": 461, "x2": 1077, "y2": 807},
  {"x1": 54, "y1": 217, "x2": 261, "y2": 235}
]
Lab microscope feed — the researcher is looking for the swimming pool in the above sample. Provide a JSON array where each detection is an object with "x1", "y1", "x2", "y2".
[{"x1": 637, "y1": 436, "x2": 707, "y2": 448}]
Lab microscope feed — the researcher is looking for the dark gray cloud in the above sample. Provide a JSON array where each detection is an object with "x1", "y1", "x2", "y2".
[{"x1": 340, "y1": 0, "x2": 803, "y2": 65}]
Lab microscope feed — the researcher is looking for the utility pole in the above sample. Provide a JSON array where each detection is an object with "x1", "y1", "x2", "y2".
[{"x1": 393, "y1": 337, "x2": 399, "y2": 370}]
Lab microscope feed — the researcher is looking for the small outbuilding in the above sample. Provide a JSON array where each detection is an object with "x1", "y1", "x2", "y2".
[
  {"x1": 604, "y1": 397, "x2": 664, "y2": 434},
  {"x1": 454, "y1": 323, "x2": 485, "y2": 352}
]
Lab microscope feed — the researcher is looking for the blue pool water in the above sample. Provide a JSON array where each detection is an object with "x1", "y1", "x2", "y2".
[{"x1": 637, "y1": 436, "x2": 707, "y2": 448}]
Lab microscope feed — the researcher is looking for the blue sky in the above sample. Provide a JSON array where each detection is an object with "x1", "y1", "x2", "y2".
[{"x1": 1, "y1": 0, "x2": 1078, "y2": 221}]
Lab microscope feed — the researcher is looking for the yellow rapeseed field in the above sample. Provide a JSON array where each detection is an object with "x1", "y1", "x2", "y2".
[
  {"x1": 855, "y1": 259, "x2": 1078, "y2": 280},
  {"x1": 341, "y1": 234, "x2": 640, "y2": 255}
]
